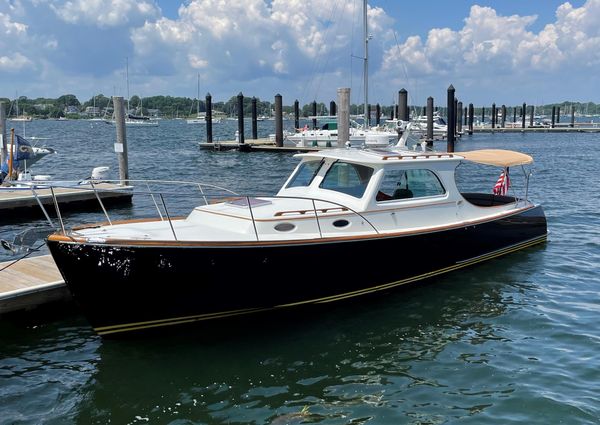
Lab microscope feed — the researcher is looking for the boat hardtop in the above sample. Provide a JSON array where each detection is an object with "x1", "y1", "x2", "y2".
[{"x1": 62, "y1": 148, "x2": 537, "y2": 244}]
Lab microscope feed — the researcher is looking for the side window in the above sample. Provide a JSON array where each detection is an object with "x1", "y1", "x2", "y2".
[
  {"x1": 320, "y1": 162, "x2": 374, "y2": 198},
  {"x1": 287, "y1": 160, "x2": 323, "y2": 188},
  {"x1": 376, "y1": 169, "x2": 445, "y2": 202}
]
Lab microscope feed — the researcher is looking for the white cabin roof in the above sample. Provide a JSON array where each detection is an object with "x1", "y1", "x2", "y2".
[{"x1": 295, "y1": 148, "x2": 459, "y2": 166}]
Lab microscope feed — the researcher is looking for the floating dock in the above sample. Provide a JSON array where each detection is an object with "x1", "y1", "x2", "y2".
[
  {"x1": 0, "y1": 182, "x2": 133, "y2": 217},
  {"x1": 199, "y1": 138, "x2": 320, "y2": 152},
  {"x1": 0, "y1": 254, "x2": 68, "y2": 314}
]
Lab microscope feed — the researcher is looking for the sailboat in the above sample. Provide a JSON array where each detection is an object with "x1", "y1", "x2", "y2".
[
  {"x1": 187, "y1": 74, "x2": 220, "y2": 124},
  {"x1": 10, "y1": 94, "x2": 33, "y2": 122}
]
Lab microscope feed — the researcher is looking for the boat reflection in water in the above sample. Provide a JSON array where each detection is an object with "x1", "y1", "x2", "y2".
[{"x1": 46, "y1": 148, "x2": 547, "y2": 336}]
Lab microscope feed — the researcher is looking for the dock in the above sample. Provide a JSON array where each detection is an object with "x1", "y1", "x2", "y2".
[
  {"x1": 0, "y1": 254, "x2": 69, "y2": 314},
  {"x1": 472, "y1": 126, "x2": 600, "y2": 133},
  {"x1": 199, "y1": 138, "x2": 320, "y2": 152},
  {"x1": 0, "y1": 182, "x2": 134, "y2": 217}
]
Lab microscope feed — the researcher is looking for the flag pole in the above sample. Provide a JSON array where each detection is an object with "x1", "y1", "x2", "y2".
[{"x1": 8, "y1": 128, "x2": 14, "y2": 180}]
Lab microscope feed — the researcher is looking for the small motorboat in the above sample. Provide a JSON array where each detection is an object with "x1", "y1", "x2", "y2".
[{"x1": 46, "y1": 148, "x2": 547, "y2": 336}]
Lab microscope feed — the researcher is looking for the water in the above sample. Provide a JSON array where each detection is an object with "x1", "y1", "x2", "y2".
[{"x1": 1, "y1": 120, "x2": 599, "y2": 424}]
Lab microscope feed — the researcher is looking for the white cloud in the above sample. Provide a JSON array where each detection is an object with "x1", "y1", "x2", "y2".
[
  {"x1": 0, "y1": 52, "x2": 32, "y2": 71},
  {"x1": 51, "y1": 0, "x2": 159, "y2": 28}
]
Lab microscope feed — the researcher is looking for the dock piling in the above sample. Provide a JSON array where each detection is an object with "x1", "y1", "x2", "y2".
[
  {"x1": 426, "y1": 96, "x2": 434, "y2": 147},
  {"x1": 529, "y1": 105, "x2": 534, "y2": 128},
  {"x1": 294, "y1": 100, "x2": 300, "y2": 130},
  {"x1": 338, "y1": 88, "x2": 350, "y2": 148},
  {"x1": 457, "y1": 101, "x2": 463, "y2": 134},
  {"x1": 571, "y1": 107, "x2": 575, "y2": 128},
  {"x1": 501, "y1": 105, "x2": 506, "y2": 128},
  {"x1": 275, "y1": 94, "x2": 283, "y2": 147},
  {"x1": 251, "y1": 97, "x2": 258, "y2": 140},
  {"x1": 468, "y1": 103, "x2": 474, "y2": 135},
  {"x1": 491, "y1": 103, "x2": 496, "y2": 129},
  {"x1": 0, "y1": 102, "x2": 6, "y2": 170},
  {"x1": 399, "y1": 89, "x2": 408, "y2": 121},
  {"x1": 447, "y1": 85, "x2": 455, "y2": 152},
  {"x1": 522, "y1": 103, "x2": 527, "y2": 129},
  {"x1": 551, "y1": 106, "x2": 556, "y2": 128},
  {"x1": 312, "y1": 101, "x2": 317, "y2": 129},
  {"x1": 206, "y1": 93, "x2": 213, "y2": 143},
  {"x1": 330, "y1": 101, "x2": 336, "y2": 117},
  {"x1": 237, "y1": 92, "x2": 245, "y2": 145},
  {"x1": 113, "y1": 96, "x2": 129, "y2": 182},
  {"x1": 376, "y1": 103, "x2": 380, "y2": 125},
  {"x1": 481, "y1": 107, "x2": 485, "y2": 126}
]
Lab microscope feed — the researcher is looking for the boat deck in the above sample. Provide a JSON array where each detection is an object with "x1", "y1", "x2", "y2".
[{"x1": 0, "y1": 255, "x2": 68, "y2": 314}]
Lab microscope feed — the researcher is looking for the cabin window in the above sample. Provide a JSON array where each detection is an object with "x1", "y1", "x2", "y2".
[
  {"x1": 287, "y1": 160, "x2": 323, "y2": 188},
  {"x1": 376, "y1": 169, "x2": 445, "y2": 202},
  {"x1": 320, "y1": 162, "x2": 374, "y2": 198}
]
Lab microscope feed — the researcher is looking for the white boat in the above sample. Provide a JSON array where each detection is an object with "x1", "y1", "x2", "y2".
[
  {"x1": 45, "y1": 147, "x2": 547, "y2": 336},
  {"x1": 410, "y1": 112, "x2": 448, "y2": 135},
  {"x1": 285, "y1": 117, "x2": 397, "y2": 148}
]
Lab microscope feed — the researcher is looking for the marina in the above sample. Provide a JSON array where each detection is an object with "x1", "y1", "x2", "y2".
[{"x1": 0, "y1": 115, "x2": 599, "y2": 424}]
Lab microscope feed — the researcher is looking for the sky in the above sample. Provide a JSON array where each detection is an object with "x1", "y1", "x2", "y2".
[{"x1": 0, "y1": 0, "x2": 597, "y2": 107}]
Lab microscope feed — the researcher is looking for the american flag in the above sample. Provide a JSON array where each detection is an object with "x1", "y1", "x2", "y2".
[{"x1": 493, "y1": 168, "x2": 510, "y2": 195}]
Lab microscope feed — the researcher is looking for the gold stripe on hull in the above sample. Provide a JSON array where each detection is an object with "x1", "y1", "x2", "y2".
[{"x1": 95, "y1": 234, "x2": 547, "y2": 336}]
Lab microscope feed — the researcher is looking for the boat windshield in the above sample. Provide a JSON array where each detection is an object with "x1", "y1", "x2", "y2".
[
  {"x1": 287, "y1": 160, "x2": 323, "y2": 188},
  {"x1": 320, "y1": 161, "x2": 373, "y2": 198}
]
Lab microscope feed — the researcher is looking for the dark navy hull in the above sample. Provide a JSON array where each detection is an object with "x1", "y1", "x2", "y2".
[{"x1": 47, "y1": 206, "x2": 547, "y2": 336}]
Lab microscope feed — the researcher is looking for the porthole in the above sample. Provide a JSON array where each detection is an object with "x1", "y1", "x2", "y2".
[
  {"x1": 332, "y1": 219, "x2": 350, "y2": 228},
  {"x1": 274, "y1": 222, "x2": 296, "y2": 232}
]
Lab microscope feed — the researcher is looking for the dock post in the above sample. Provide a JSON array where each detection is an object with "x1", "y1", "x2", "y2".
[
  {"x1": 501, "y1": 105, "x2": 506, "y2": 128},
  {"x1": 390, "y1": 107, "x2": 394, "y2": 120},
  {"x1": 457, "y1": 101, "x2": 463, "y2": 134},
  {"x1": 398, "y1": 89, "x2": 408, "y2": 121},
  {"x1": 330, "y1": 100, "x2": 336, "y2": 116},
  {"x1": 251, "y1": 97, "x2": 258, "y2": 140},
  {"x1": 551, "y1": 106, "x2": 556, "y2": 128},
  {"x1": 464, "y1": 106, "x2": 468, "y2": 126},
  {"x1": 426, "y1": 96, "x2": 434, "y2": 147},
  {"x1": 275, "y1": 94, "x2": 283, "y2": 147},
  {"x1": 0, "y1": 102, "x2": 6, "y2": 168},
  {"x1": 447, "y1": 85, "x2": 455, "y2": 153},
  {"x1": 513, "y1": 107, "x2": 517, "y2": 125},
  {"x1": 338, "y1": 88, "x2": 350, "y2": 148},
  {"x1": 294, "y1": 100, "x2": 300, "y2": 130},
  {"x1": 237, "y1": 92, "x2": 245, "y2": 145},
  {"x1": 206, "y1": 93, "x2": 213, "y2": 143},
  {"x1": 113, "y1": 96, "x2": 129, "y2": 182},
  {"x1": 468, "y1": 103, "x2": 474, "y2": 135},
  {"x1": 454, "y1": 99, "x2": 458, "y2": 137},
  {"x1": 571, "y1": 107, "x2": 575, "y2": 128},
  {"x1": 522, "y1": 103, "x2": 526, "y2": 129},
  {"x1": 529, "y1": 105, "x2": 534, "y2": 128},
  {"x1": 481, "y1": 107, "x2": 485, "y2": 126},
  {"x1": 376, "y1": 103, "x2": 381, "y2": 125},
  {"x1": 557, "y1": 106, "x2": 561, "y2": 123},
  {"x1": 312, "y1": 101, "x2": 317, "y2": 129},
  {"x1": 491, "y1": 103, "x2": 496, "y2": 129}
]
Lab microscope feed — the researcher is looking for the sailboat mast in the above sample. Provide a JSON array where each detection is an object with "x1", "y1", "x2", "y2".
[
  {"x1": 197, "y1": 73, "x2": 200, "y2": 117},
  {"x1": 363, "y1": 0, "x2": 369, "y2": 127},
  {"x1": 126, "y1": 57, "x2": 130, "y2": 115}
]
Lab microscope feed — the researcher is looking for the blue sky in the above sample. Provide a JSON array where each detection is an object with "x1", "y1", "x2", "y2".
[{"x1": 0, "y1": 0, "x2": 596, "y2": 107}]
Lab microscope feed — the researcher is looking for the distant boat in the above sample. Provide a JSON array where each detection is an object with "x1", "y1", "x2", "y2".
[{"x1": 9, "y1": 95, "x2": 33, "y2": 122}]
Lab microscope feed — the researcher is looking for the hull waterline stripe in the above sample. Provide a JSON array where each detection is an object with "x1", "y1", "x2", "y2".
[{"x1": 94, "y1": 234, "x2": 547, "y2": 336}]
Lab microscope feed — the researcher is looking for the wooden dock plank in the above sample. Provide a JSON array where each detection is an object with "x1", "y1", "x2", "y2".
[{"x1": 0, "y1": 255, "x2": 68, "y2": 313}]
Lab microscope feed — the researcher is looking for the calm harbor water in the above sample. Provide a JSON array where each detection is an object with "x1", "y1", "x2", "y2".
[{"x1": 1, "y1": 119, "x2": 599, "y2": 424}]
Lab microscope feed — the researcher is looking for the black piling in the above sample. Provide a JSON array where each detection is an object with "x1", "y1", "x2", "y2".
[
  {"x1": 447, "y1": 85, "x2": 455, "y2": 153},
  {"x1": 251, "y1": 97, "x2": 258, "y2": 140},
  {"x1": 275, "y1": 94, "x2": 283, "y2": 147},
  {"x1": 457, "y1": 101, "x2": 463, "y2": 134},
  {"x1": 426, "y1": 96, "x2": 434, "y2": 147},
  {"x1": 571, "y1": 107, "x2": 575, "y2": 128},
  {"x1": 376, "y1": 103, "x2": 381, "y2": 125},
  {"x1": 513, "y1": 106, "x2": 517, "y2": 125},
  {"x1": 398, "y1": 89, "x2": 408, "y2": 121},
  {"x1": 468, "y1": 103, "x2": 474, "y2": 135},
  {"x1": 206, "y1": 93, "x2": 213, "y2": 143},
  {"x1": 237, "y1": 92, "x2": 245, "y2": 145},
  {"x1": 390, "y1": 107, "x2": 394, "y2": 120},
  {"x1": 330, "y1": 100, "x2": 336, "y2": 116},
  {"x1": 551, "y1": 106, "x2": 556, "y2": 128},
  {"x1": 481, "y1": 107, "x2": 485, "y2": 126},
  {"x1": 529, "y1": 105, "x2": 534, "y2": 128},
  {"x1": 491, "y1": 103, "x2": 496, "y2": 129},
  {"x1": 522, "y1": 103, "x2": 526, "y2": 129},
  {"x1": 294, "y1": 100, "x2": 300, "y2": 130},
  {"x1": 501, "y1": 105, "x2": 506, "y2": 128},
  {"x1": 312, "y1": 101, "x2": 317, "y2": 129},
  {"x1": 464, "y1": 106, "x2": 468, "y2": 126}
]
